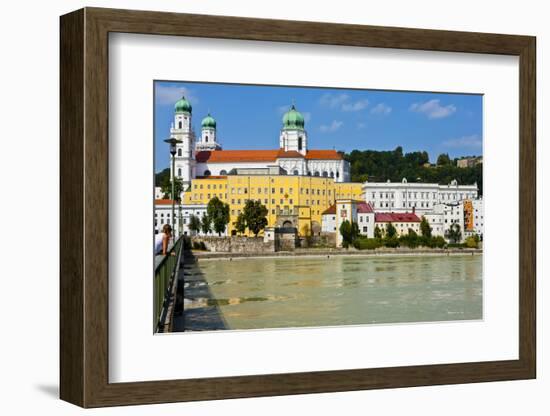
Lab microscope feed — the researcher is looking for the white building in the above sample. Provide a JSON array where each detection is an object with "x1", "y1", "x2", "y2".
[
  {"x1": 362, "y1": 178, "x2": 478, "y2": 214},
  {"x1": 154, "y1": 186, "x2": 164, "y2": 200},
  {"x1": 154, "y1": 200, "x2": 219, "y2": 237},
  {"x1": 472, "y1": 198, "x2": 484, "y2": 238},
  {"x1": 321, "y1": 200, "x2": 375, "y2": 247},
  {"x1": 423, "y1": 212, "x2": 445, "y2": 237},
  {"x1": 433, "y1": 202, "x2": 465, "y2": 242},
  {"x1": 168, "y1": 97, "x2": 350, "y2": 187}
]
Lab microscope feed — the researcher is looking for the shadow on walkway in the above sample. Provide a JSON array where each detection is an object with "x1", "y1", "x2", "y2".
[{"x1": 172, "y1": 250, "x2": 228, "y2": 332}]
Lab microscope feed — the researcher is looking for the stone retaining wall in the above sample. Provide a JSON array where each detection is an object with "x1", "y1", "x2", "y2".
[{"x1": 193, "y1": 236, "x2": 275, "y2": 253}]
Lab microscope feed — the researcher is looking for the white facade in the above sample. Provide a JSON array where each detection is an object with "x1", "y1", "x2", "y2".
[
  {"x1": 154, "y1": 202, "x2": 224, "y2": 237},
  {"x1": 154, "y1": 186, "x2": 164, "y2": 200},
  {"x1": 170, "y1": 103, "x2": 196, "y2": 189},
  {"x1": 362, "y1": 178, "x2": 478, "y2": 214},
  {"x1": 321, "y1": 213, "x2": 337, "y2": 233},
  {"x1": 357, "y1": 211, "x2": 375, "y2": 238},
  {"x1": 433, "y1": 202, "x2": 465, "y2": 242},
  {"x1": 472, "y1": 198, "x2": 484, "y2": 237},
  {"x1": 423, "y1": 212, "x2": 445, "y2": 237}
]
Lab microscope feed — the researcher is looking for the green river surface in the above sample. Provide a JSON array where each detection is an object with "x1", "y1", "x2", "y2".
[{"x1": 179, "y1": 254, "x2": 482, "y2": 331}]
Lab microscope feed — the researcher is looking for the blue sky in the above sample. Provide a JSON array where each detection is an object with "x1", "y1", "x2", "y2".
[{"x1": 154, "y1": 81, "x2": 482, "y2": 171}]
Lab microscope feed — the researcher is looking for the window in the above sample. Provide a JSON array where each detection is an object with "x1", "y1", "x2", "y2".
[
  {"x1": 177, "y1": 168, "x2": 182, "y2": 176},
  {"x1": 204, "y1": 170, "x2": 211, "y2": 176},
  {"x1": 220, "y1": 170, "x2": 227, "y2": 175},
  {"x1": 314, "y1": 171, "x2": 320, "y2": 176},
  {"x1": 322, "y1": 171, "x2": 328, "y2": 177},
  {"x1": 205, "y1": 135, "x2": 208, "y2": 142},
  {"x1": 178, "y1": 121, "x2": 182, "y2": 129},
  {"x1": 298, "y1": 136, "x2": 303, "y2": 150},
  {"x1": 177, "y1": 148, "x2": 182, "y2": 157},
  {"x1": 363, "y1": 227, "x2": 368, "y2": 233}
]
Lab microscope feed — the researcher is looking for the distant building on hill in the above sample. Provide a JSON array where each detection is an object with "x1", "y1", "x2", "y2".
[{"x1": 457, "y1": 156, "x2": 482, "y2": 168}]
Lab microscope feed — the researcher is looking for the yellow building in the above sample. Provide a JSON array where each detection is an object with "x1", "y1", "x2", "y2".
[{"x1": 183, "y1": 174, "x2": 363, "y2": 236}]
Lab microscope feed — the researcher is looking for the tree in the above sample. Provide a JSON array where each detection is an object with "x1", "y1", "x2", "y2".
[
  {"x1": 207, "y1": 196, "x2": 230, "y2": 236},
  {"x1": 385, "y1": 222, "x2": 397, "y2": 239},
  {"x1": 351, "y1": 221, "x2": 359, "y2": 242},
  {"x1": 446, "y1": 223, "x2": 462, "y2": 243},
  {"x1": 200, "y1": 214, "x2": 211, "y2": 235},
  {"x1": 420, "y1": 216, "x2": 432, "y2": 238},
  {"x1": 234, "y1": 213, "x2": 247, "y2": 235},
  {"x1": 160, "y1": 176, "x2": 184, "y2": 201},
  {"x1": 188, "y1": 214, "x2": 201, "y2": 235},
  {"x1": 339, "y1": 220, "x2": 353, "y2": 248},
  {"x1": 374, "y1": 225, "x2": 383, "y2": 239},
  {"x1": 437, "y1": 153, "x2": 451, "y2": 166},
  {"x1": 242, "y1": 199, "x2": 268, "y2": 236}
]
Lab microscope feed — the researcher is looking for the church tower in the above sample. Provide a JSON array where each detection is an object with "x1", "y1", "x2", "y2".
[
  {"x1": 195, "y1": 113, "x2": 222, "y2": 151},
  {"x1": 279, "y1": 104, "x2": 308, "y2": 155},
  {"x1": 170, "y1": 96, "x2": 196, "y2": 189}
]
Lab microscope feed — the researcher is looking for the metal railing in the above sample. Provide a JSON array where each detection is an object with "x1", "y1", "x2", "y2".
[{"x1": 154, "y1": 235, "x2": 184, "y2": 332}]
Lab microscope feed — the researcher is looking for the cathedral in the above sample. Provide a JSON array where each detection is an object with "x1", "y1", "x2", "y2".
[{"x1": 169, "y1": 95, "x2": 351, "y2": 187}]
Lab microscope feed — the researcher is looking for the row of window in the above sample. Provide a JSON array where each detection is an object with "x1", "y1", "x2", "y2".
[{"x1": 370, "y1": 191, "x2": 476, "y2": 200}]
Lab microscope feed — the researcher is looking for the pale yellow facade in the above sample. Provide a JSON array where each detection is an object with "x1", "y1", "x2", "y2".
[{"x1": 183, "y1": 175, "x2": 363, "y2": 236}]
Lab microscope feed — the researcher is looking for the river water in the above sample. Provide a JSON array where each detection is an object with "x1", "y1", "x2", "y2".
[{"x1": 181, "y1": 254, "x2": 482, "y2": 331}]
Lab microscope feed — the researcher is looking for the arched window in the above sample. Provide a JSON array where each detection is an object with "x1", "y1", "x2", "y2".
[
  {"x1": 178, "y1": 121, "x2": 182, "y2": 129},
  {"x1": 177, "y1": 148, "x2": 182, "y2": 157},
  {"x1": 314, "y1": 171, "x2": 320, "y2": 176},
  {"x1": 219, "y1": 170, "x2": 227, "y2": 175},
  {"x1": 336, "y1": 171, "x2": 340, "y2": 178},
  {"x1": 177, "y1": 168, "x2": 182, "y2": 177},
  {"x1": 330, "y1": 172, "x2": 334, "y2": 178},
  {"x1": 307, "y1": 171, "x2": 312, "y2": 176},
  {"x1": 205, "y1": 135, "x2": 208, "y2": 143},
  {"x1": 293, "y1": 170, "x2": 299, "y2": 175},
  {"x1": 204, "y1": 170, "x2": 211, "y2": 177},
  {"x1": 298, "y1": 136, "x2": 303, "y2": 151},
  {"x1": 322, "y1": 171, "x2": 328, "y2": 177}
]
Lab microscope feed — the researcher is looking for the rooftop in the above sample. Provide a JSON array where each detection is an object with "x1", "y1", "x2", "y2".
[
  {"x1": 195, "y1": 148, "x2": 343, "y2": 163},
  {"x1": 375, "y1": 212, "x2": 421, "y2": 223}
]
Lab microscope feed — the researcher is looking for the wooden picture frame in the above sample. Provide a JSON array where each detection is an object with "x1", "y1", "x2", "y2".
[{"x1": 60, "y1": 7, "x2": 536, "y2": 408}]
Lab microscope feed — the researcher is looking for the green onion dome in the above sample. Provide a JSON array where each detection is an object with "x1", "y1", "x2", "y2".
[
  {"x1": 282, "y1": 104, "x2": 305, "y2": 130},
  {"x1": 201, "y1": 113, "x2": 216, "y2": 129},
  {"x1": 174, "y1": 96, "x2": 192, "y2": 114}
]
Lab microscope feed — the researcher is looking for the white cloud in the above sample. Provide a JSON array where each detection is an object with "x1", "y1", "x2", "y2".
[
  {"x1": 319, "y1": 93, "x2": 349, "y2": 108},
  {"x1": 342, "y1": 99, "x2": 369, "y2": 112},
  {"x1": 320, "y1": 93, "x2": 369, "y2": 112},
  {"x1": 409, "y1": 99, "x2": 456, "y2": 119},
  {"x1": 155, "y1": 85, "x2": 198, "y2": 106},
  {"x1": 357, "y1": 122, "x2": 367, "y2": 130},
  {"x1": 319, "y1": 120, "x2": 343, "y2": 133},
  {"x1": 443, "y1": 134, "x2": 482, "y2": 148},
  {"x1": 370, "y1": 103, "x2": 392, "y2": 115}
]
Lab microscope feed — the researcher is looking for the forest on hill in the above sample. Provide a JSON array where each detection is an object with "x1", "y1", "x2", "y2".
[{"x1": 345, "y1": 146, "x2": 482, "y2": 195}]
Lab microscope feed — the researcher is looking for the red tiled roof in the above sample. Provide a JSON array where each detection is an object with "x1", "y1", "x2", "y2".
[
  {"x1": 195, "y1": 148, "x2": 343, "y2": 163},
  {"x1": 322, "y1": 204, "x2": 336, "y2": 215},
  {"x1": 195, "y1": 175, "x2": 227, "y2": 179},
  {"x1": 375, "y1": 212, "x2": 421, "y2": 223},
  {"x1": 277, "y1": 149, "x2": 304, "y2": 158},
  {"x1": 357, "y1": 201, "x2": 374, "y2": 213},
  {"x1": 155, "y1": 199, "x2": 176, "y2": 205},
  {"x1": 304, "y1": 150, "x2": 343, "y2": 160}
]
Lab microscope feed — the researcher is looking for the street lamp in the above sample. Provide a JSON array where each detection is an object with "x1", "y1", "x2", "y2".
[{"x1": 164, "y1": 137, "x2": 183, "y2": 241}]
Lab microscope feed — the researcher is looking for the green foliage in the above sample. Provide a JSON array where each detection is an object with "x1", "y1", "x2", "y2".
[
  {"x1": 353, "y1": 237, "x2": 382, "y2": 250},
  {"x1": 385, "y1": 222, "x2": 397, "y2": 239},
  {"x1": 384, "y1": 236, "x2": 400, "y2": 248},
  {"x1": 351, "y1": 221, "x2": 360, "y2": 242},
  {"x1": 437, "y1": 153, "x2": 451, "y2": 166},
  {"x1": 399, "y1": 228, "x2": 419, "y2": 248},
  {"x1": 207, "y1": 196, "x2": 230, "y2": 236},
  {"x1": 155, "y1": 168, "x2": 170, "y2": 187},
  {"x1": 465, "y1": 236, "x2": 479, "y2": 248},
  {"x1": 242, "y1": 199, "x2": 268, "y2": 236},
  {"x1": 233, "y1": 213, "x2": 247, "y2": 235},
  {"x1": 200, "y1": 214, "x2": 211, "y2": 235},
  {"x1": 339, "y1": 220, "x2": 353, "y2": 248},
  {"x1": 345, "y1": 147, "x2": 483, "y2": 195},
  {"x1": 374, "y1": 225, "x2": 382, "y2": 239},
  {"x1": 188, "y1": 214, "x2": 201, "y2": 234},
  {"x1": 446, "y1": 223, "x2": 462, "y2": 244},
  {"x1": 420, "y1": 216, "x2": 432, "y2": 238},
  {"x1": 160, "y1": 175, "x2": 184, "y2": 201}
]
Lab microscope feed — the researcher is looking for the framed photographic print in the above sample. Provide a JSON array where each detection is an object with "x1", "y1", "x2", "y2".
[{"x1": 60, "y1": 7, "x2": 536, "y2": 408}]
